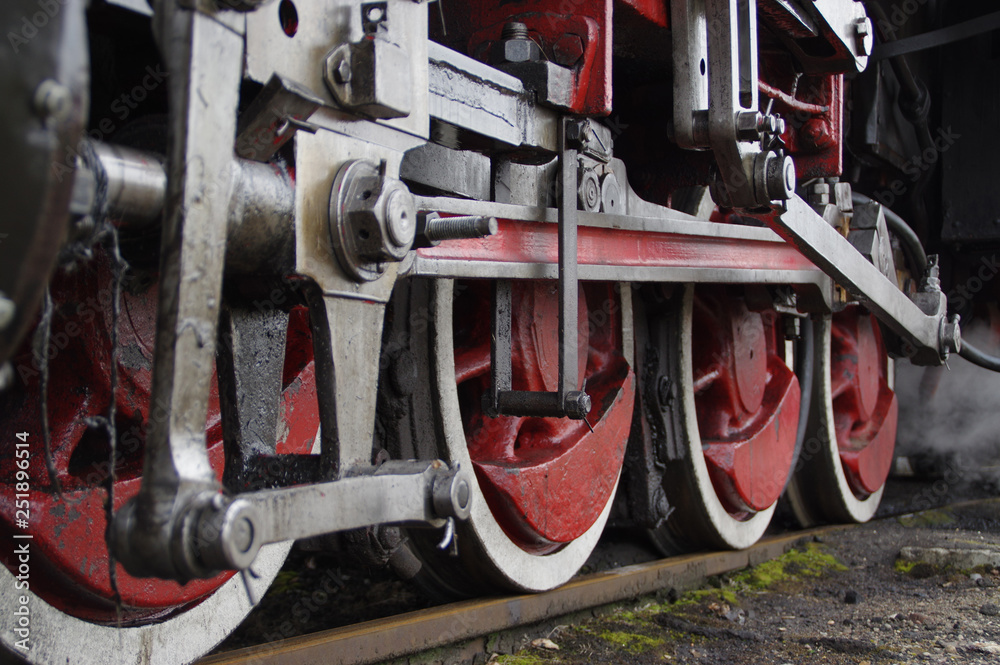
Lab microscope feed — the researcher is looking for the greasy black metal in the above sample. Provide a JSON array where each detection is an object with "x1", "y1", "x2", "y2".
[
  {"x1": 217, "y1": 303, "x2": 290, "y2": 491},
  {"x1": 958, "y1": 340, "x2": 1000, "y2": 373},
  {"x1": 872, "y1": 11, "x2": 1000, "y2": 61},
  {"x1": 485, "y1": 119, "x2": 591, "y2": 421},
  {"x1": 785, "y1": 315, "x2": 815, "y2": 492},
  {"x1": 303, "y1": 284, "x2": 342, "y2": 478},
  {"x1": 619, "y1": 286, "x2": 681, "y2": 530},
  {"x1": 494, "y1": 390, "x2": 587, "y2": 418},
  {"x1": 227, "y1": 455, "x2": 327, "y2": 492}
]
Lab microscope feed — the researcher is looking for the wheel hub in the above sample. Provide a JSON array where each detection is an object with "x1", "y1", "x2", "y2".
[
  {"x1": 691, "y1": 289, "x2": 800, "y2": 514},
  {"x1": 452, "y1": 281, "x2": 634, "y2": 552}
]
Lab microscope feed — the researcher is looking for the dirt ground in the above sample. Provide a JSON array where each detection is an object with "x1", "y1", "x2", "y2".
[{"x1": 488, "y1": 499, "x2": 1000, "y2": 665}]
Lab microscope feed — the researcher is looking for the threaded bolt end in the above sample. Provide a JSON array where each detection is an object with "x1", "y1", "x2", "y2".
[
  {"x1": 501, "y1": 21, "x2": 529, "y2": 41},
  {"x1": 423, "y1": 215, "x2": 498, "y2": 242}
]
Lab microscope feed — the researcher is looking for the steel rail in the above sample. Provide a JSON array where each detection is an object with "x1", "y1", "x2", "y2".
[
  {"x1": 198, "y1": 524, "x2": 850, "y2": 665},
  {"x1": 197, "y1": 496, "x2": 1000, "y2": 665}
]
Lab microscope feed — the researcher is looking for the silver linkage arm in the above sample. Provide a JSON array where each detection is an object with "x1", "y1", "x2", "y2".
[
  {"x1": 172, "y1": 461, "x2": 472, "y2": 574},
  {"x1": 772, "y1": 196, "x2": 960, "y2": 365}
]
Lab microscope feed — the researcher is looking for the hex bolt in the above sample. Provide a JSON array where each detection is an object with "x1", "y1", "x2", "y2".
[
  {"x1": 419, "y1": 213, "x2": 499, "y2": 244},
  {"x1": 0, "y1": 292, "x2": 15, "y2": 331},
  {"x1": 33, "y1": 79, "x2": 71, "y2": 122},
  {"x1": 736, "y1": 111, "x2": 762, "y2": 141},
  {"x1": 333, "y1": 57, "x2": 352, "y2": 84},
  {"x1": 563, "y1": 390, "x2": 592, "y2": 420}
]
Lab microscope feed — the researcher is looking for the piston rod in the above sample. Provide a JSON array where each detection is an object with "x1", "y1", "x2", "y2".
[{"x1": 81, "y1": 140, "x2": 296, "y2": 273}]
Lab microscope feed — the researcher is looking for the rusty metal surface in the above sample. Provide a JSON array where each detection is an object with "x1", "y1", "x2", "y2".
[{"x1": 199, "y1": 524, "x2": 850, "y2": 665}]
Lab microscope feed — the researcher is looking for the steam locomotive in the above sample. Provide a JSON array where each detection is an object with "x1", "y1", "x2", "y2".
[{"x1": 2, "y1": 0, "x2": 998, "y2": 662}]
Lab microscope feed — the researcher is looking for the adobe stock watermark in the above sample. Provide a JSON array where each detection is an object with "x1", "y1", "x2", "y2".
[
  {"x1": 947, "y1": 254, "x2": 1000, "y2": 313},
  {"x1": 871, "y1": 126, "x2": 961, "y2": 209},
  {"x1": 875, "y1": 0, "x2": 933, "y2": 41},
  {"x1": 53, "y1": 65, "x2": 168, "y2": 184},
  {"x1": 6, "y1": 0, "x2": 71, "y2": 55}
]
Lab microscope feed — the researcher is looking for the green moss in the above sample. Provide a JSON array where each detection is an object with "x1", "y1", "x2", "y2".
[
  {"x1": 897, "y1": 509, "x2": 955, "y2": 528},
  {"x1": 731, "y1": 543, "x2": 846, "y2": 590},
  {"x1": 671, "y1": 587, "x2": 738, "y2": 608},
  {"x1": 492, "y1": 655, "x2": 552, "y2": 665},
  {"x1": 596, "y1": 630, "x2": 665, "y2": 655},
  {"x1": 894, "y1": 558, "x2": 918, "y2": 574}
]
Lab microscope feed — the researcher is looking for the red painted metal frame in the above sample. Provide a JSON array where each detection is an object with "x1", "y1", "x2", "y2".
[
  {"x1": 453, "y1": 281, "x2": 634, "y2": 553},
  {"x1": 417, "y1": 218, "x2": 821, "y2": 275},
  {"x1": 618, "y1": 0, "x2": 669, "y2": 27},
  {"x1": 764, "y1": 73, "x2": 845, "y2": 180},
  {"x1": 460, "y1": 0, "x2": 613, "y2": 115}
]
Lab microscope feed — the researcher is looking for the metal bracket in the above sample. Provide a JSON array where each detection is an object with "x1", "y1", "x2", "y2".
[
  {"x1": 484, "y1": 117, "x2": 591, "y2": 420},
  {"x1": 674, "y1": 0, "x2": 795, "y2": 208}
]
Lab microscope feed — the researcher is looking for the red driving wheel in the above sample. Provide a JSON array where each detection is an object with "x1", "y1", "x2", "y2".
[
  {"x1": 454, "y1": 280, "x2": 634, "y2": 553},
  {"x1": 692, "y1": 288, "x2": 801, "y2": 517},
  {"x1": 647, "y1": 285, "x2": 801, "y2": 554},
  {"x1": 0, "y1": 254, "x2": 318, "y2": 622},
  {"x1": 786, "y1": 306, "x2": 897, "y2": 525},
  {"x1": 829, "y1": 308, "x2": 898, "y2": 499}
]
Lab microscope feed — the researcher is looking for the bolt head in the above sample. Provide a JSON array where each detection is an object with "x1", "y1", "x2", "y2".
[
  {"x1": 854, "y1": 17, "x2": 874, "y2": 57},
  {"x1": 502, "y1": 38, "x2": 541, "y2": 63},
  {"x1": 736, "y1": 111, "x2": 762, "y2": 141},
  {"x1": 334, "y1": 57, "x2": 352, "y2": 84},
  {"x1": 383, "y1": 187, "x2": 416, "y2": 251},
  {"x1": 553, "y1": 33, "x2": 585, "y2": 67}
]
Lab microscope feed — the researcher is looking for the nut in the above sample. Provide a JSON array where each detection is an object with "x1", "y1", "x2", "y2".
[
  {"x1": 736, "y1": 111, "x2": 762, "y2": 141},
  {"x1": 501, "y1": 38, "x2": 541, "y2": 63}
]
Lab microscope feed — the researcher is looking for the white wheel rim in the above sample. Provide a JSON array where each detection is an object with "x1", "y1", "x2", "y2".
[
  {"x1": 429, "y1": 279, "x2": 619, "y2": 592},
  {"x1": 677, "y1": 285, "x2": 775, "y2": 549}
]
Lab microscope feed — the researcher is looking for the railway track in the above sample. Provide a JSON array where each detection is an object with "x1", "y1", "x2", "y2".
[
  {"x1": 200, "y1": 526, "x2": 848, "y2": 665},
  {"x1": 200, "y1": 494, "x2": 999, "y2": 665}
]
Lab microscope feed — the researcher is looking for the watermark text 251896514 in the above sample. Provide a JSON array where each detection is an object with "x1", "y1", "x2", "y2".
[{"x1": 11, "y1": 431, "x2": 32, "y2": 652}]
